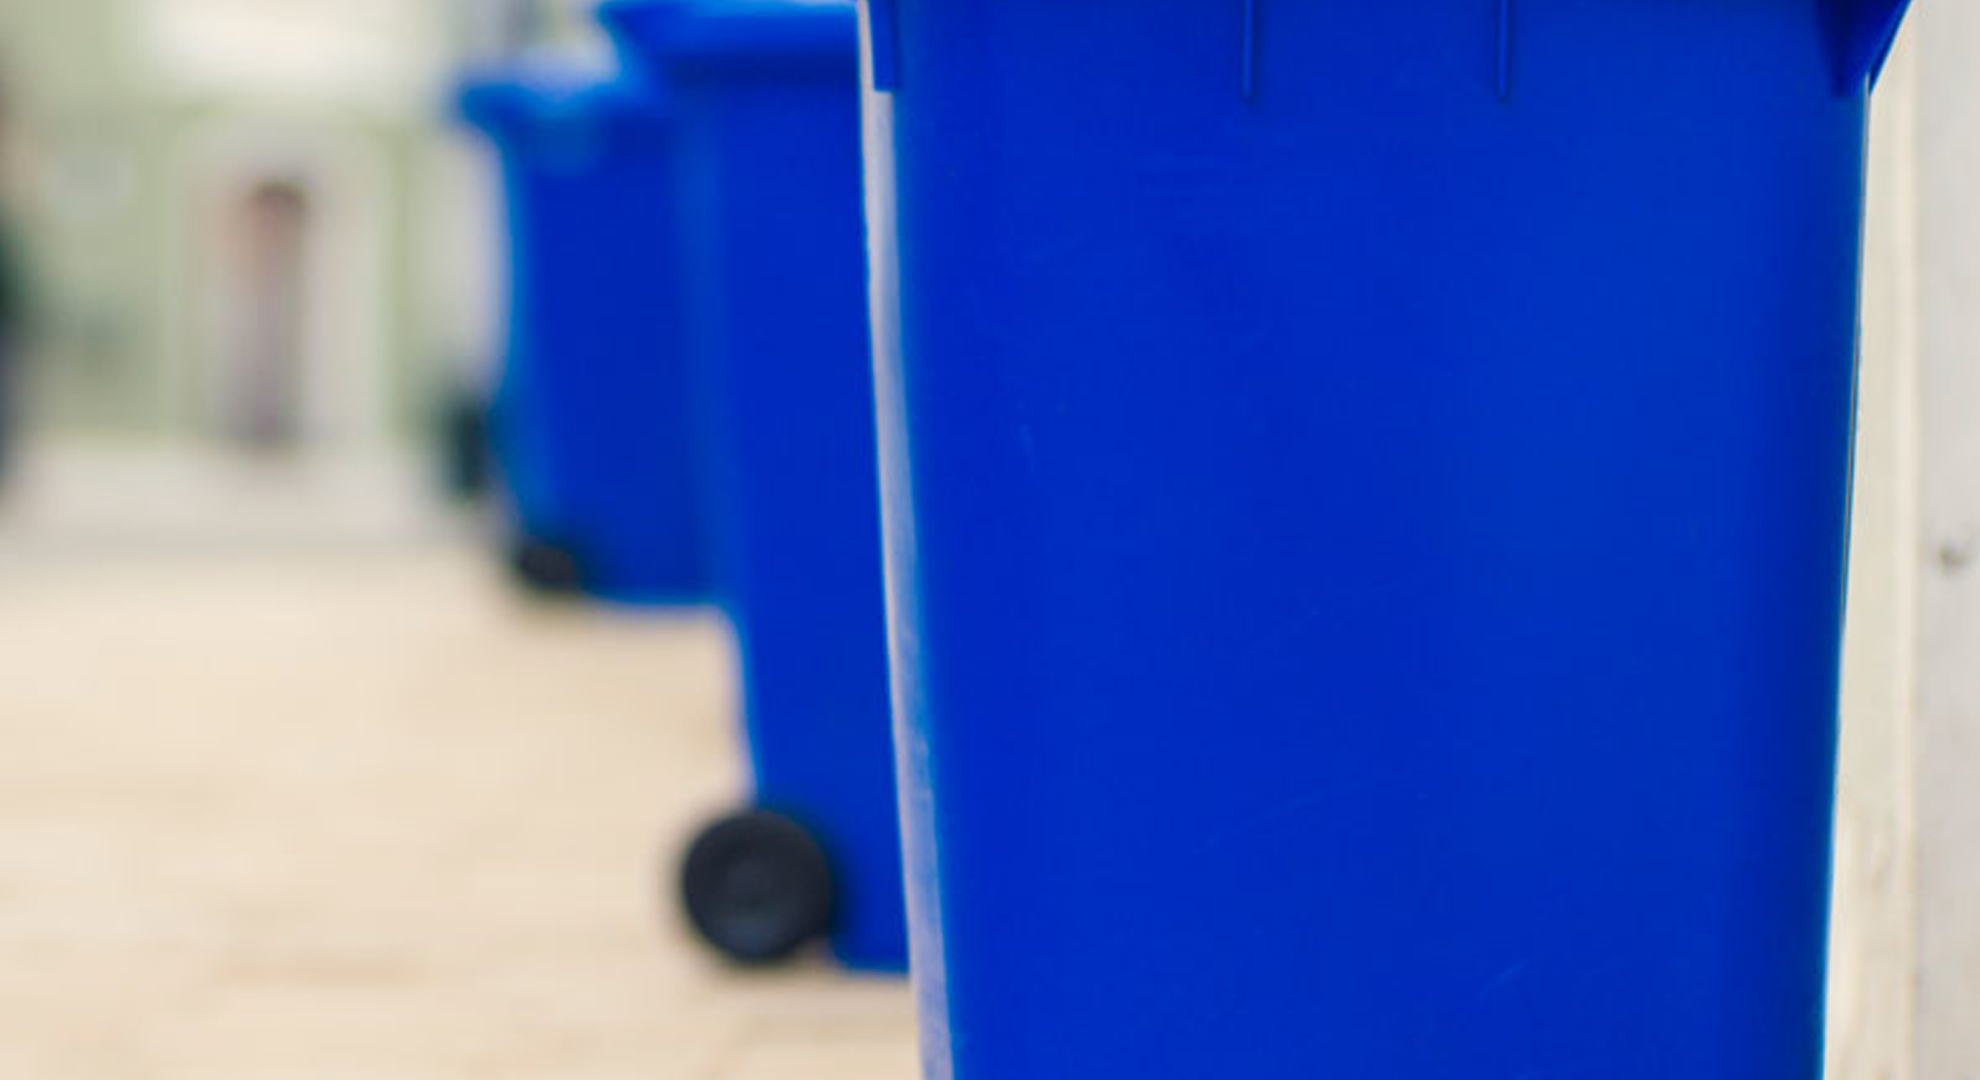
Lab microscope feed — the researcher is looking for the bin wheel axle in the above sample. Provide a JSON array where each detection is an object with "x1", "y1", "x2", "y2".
[
  {"x1": 679, "y1": 809, "x2": 833, "y2": 965},
  {"x1": 508, "y1": 536, "x2": 583, "y2": 596}
]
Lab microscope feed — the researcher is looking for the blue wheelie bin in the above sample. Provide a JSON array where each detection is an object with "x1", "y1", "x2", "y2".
[
  {"x1": 459, "y1": 69, "x2": 710, "y2": 604},
  {"x1": 860, "y1": 1, "x2": 1915, "y2": 1076},
  {"x1": 603, "y1": 0, "x2": 907, "y2": 972}
]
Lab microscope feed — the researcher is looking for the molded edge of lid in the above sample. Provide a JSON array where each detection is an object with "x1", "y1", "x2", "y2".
[
  {"x1": 455, "y1": 65, "x2": 668, "y2": 134},
  {"x1": 1829, "y1": 0, "x2": 1913, "y2": 90},
  {"x1": 600, "y1": 0, "x2": 857, "y2": 72}
]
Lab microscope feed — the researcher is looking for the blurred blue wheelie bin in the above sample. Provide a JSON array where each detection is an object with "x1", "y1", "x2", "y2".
[
  {"x1": 860, "y1": 0, "x2": 1915, "y2": 1076},
  {"x1": 459, "y1": 69, "x2": 710, "y2": 604},
  {"x1": 603, "y1": 0, "x2": 907, "y2": 971}
]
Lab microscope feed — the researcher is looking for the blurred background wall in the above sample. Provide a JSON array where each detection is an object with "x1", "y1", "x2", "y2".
[{"x1": 0, "y1": 0, "x2": 608, "y2": 460}]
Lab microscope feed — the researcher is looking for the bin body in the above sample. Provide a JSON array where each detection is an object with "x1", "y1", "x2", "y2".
[
  {"x1": 461, "y1": 74, "x2": 710, "y2": 604},
  {"x1": 862, "y1": 1, "x2": 1913, "y2": 1076},
  {"x1": 606, "y1": 0, "x2": 908, "y2": 971}
]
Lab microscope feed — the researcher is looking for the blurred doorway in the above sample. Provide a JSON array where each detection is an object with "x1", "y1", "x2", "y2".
[
  {"x1": 220, "y1": 176, "x2": 311, "y2": 453},
  {"x1": 177, "y1": 121, "x2": 394, "y2": 459}
]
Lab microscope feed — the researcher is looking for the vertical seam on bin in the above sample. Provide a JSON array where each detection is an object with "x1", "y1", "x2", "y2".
[
  {"x1": 1243, "y1": 0, "x2": 1259, "y2": 100},
  {"x1": 866, "y1": 0, "x2": 901, "y2": 92},
  {"x1": 1496, "y1": 0, "x2": 1513, "y2": 101}
]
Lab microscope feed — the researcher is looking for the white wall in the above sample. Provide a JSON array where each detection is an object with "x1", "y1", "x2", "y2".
[
  {"x1": 1908, "y1": 3, "x2": 1980, "y2": 1073},
  {"x1": 1830, "y1": 5, "x2": 1980, "y2": 1075},
  {"x1": 1830, "y1": 29, "x2": 1922, "y2": 1080}
]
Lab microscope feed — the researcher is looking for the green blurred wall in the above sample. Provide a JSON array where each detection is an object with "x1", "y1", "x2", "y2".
[{"x1": 0, "y1": 0, "x2": 459, "y2": 444}]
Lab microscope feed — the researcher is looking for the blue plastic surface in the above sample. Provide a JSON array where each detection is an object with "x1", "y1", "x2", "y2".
[
  {"x1": 861, "y1": 1, "x2": 1912, "y2": 1076},
  {"x1": 603, "y1": 0, "x2": 908, "y2": 972},
  {"x1": 459, "y1": 70, "x2": 710, "y2": 604}
]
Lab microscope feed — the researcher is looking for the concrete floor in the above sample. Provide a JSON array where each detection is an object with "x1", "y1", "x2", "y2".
[{"x1": 0, "y1": 449, "x2": 920, "y2": 1079}]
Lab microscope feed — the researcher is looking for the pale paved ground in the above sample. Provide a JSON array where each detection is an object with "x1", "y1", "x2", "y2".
[{"x1": 0, "y1": 445, "x2": 921, "y2": 1079}]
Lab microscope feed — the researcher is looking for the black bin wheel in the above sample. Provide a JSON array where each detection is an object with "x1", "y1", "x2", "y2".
[
  {"x1": 680, "y1": 809, "x2": 833, "y2": 965},
  {"x1": 508, "y1": 536, "x2": 583, "y2": 596}
]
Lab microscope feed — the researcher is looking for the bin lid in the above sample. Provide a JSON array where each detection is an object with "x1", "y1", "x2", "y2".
[
  {"x1": 844, "y1": 0, "x2": 1912, "y2": 94},
  {"x1": 456, "y1": 63, "x2": 668, "y2": 137},
  {"x1": 600, "y1": 0, "x2": 857, "y2": 75}
]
